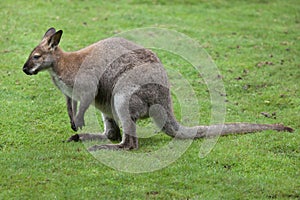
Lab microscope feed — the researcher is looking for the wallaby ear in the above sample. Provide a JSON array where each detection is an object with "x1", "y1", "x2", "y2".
[
  {"x1": 48, "y1": 30, "x2": 63, "y2": 49},
  {"x1": 43, "y1": 27, "x2": 56, "y2": 39}
]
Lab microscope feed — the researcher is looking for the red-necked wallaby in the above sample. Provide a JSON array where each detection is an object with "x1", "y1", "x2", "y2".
[{"x1": 23, "y1": 28, "x2": 294, "y2": 151}]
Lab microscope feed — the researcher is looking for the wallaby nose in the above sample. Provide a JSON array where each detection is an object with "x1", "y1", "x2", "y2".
[{"x1": 23, "y1": 64, "x2": 32, "y2": 75}]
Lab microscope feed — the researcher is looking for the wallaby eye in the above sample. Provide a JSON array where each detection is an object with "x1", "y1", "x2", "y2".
[{"x1": 33, "y1": 54, "x2": 41, "y2": 59}]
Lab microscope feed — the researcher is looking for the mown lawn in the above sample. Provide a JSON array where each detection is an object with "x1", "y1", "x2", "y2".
[{"x1": 0, "y1": 0, "x2": 299, "y2": 199}]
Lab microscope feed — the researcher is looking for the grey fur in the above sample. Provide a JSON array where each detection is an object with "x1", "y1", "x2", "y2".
[{"x1": 23, "y1": 28, "x2": 294, "y2": 151}]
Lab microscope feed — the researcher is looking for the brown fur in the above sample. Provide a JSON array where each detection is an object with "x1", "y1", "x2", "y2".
[{"x1": 23, "y1": 28, "x2": 294, "y2": 151}]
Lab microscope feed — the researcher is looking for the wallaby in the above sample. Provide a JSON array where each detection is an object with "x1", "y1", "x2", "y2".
[{"x1": 23, "y1": 28, "x2": 294, "y2": 151}]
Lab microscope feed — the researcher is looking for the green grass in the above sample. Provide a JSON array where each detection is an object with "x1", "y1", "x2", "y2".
[{"x1": 1, "y1": 0, "x2": 299, "y2": 199}]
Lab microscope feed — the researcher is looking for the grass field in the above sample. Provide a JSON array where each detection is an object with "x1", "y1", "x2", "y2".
[{"x1": 0, "y1": 0, "x2": 299, "y2": 199}]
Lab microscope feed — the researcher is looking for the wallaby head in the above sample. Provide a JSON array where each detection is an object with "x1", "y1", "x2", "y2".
[{"x1": 23, "y1": 28, "x2": 63, "y2": 75}]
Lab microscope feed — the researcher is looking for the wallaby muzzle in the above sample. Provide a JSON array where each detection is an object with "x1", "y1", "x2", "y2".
[{"x1": 23, "y1": 63, "x2": 37, "y2": 75}]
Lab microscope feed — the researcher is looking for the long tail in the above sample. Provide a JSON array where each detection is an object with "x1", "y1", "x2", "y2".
[
  {"x1": 159, "y1": 113, "x2": 294, "y2": 139},
  {"x1": 177, "y1": 123, "x2": 294, "y2": 139}
]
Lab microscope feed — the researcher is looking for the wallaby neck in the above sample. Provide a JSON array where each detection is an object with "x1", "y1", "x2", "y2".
[
  {"x1": 49, "y1": 46, "x2": 95, "y2": 90},
  {"x1": 51, "y1": 47, "x2": 87, "y2": 76}
]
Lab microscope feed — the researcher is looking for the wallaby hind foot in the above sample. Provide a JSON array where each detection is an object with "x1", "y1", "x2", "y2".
[
  {"x1": 67, "y1": 133, "x2": 107, "y2": 142},
  {"x1": 88, "y1": 144, "x2": 131, "y2": 151},
  {"x1": 67, "y1": 111, "x2": 122, "y2": 142},
  {"x1": 88, "y1": 135, "x2": 138, "y2": 151},
  {"x1": 67, "y1": 128, "x2": 122, "y2": 142}
]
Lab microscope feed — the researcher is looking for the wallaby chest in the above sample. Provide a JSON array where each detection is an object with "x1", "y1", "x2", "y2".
[{"x1": 49, "y1": 70, "x2": 74, "y2": 98}]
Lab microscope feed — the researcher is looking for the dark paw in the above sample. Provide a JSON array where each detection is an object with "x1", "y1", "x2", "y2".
[{"x1": 67, "y1": 134, "x2": 80, "y2": 142}]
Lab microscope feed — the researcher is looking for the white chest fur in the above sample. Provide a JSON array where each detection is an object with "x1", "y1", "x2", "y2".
[{"x1": 49, "y1": 70, "x2": 73, "y2": 98}]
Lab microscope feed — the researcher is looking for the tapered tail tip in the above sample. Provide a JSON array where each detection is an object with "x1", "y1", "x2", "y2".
[{"x1": 282, "y1": 126, "x2": 294, "y2": 133}]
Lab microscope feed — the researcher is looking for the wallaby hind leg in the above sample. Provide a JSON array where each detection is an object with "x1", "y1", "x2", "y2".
[
  {"x1": 102, "y1": 114, "x2": 122, "y2": 141},
  {"x1": 88, "y1": 93, "x2": 139, "y2": 151},
  {"x1": 88, "y1": 121, "x2": 137, "y2": 151},
  {"x1": 67, "y1": 114, "x2": 122, "y2": 142}
]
